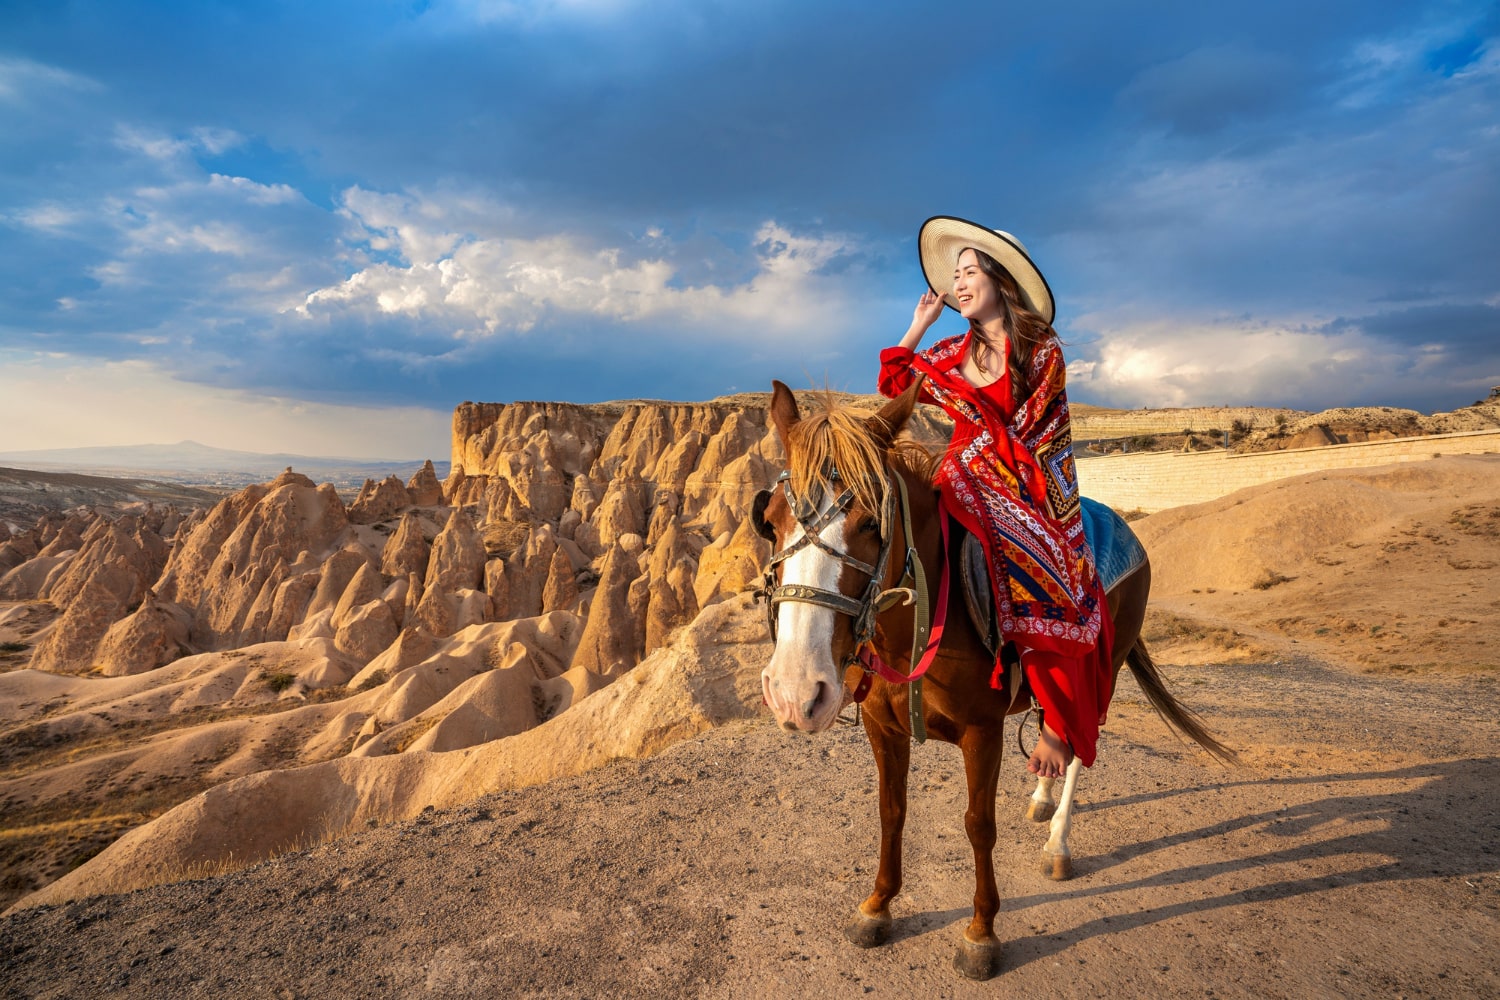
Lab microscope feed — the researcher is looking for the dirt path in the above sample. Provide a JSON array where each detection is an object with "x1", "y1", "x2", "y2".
[{"x1": 2, "y1": 655, "x2": 1496, "y2": 999}]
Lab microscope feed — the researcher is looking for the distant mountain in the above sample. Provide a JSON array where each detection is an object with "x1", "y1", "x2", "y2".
[{"x1": 0, "y1": 441, "x2": 448, "y2": 490}]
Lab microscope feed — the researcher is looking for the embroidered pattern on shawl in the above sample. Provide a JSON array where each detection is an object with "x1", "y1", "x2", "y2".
[{"x1": 910, "y1": 334, "x2": 1102, "y2": 654}]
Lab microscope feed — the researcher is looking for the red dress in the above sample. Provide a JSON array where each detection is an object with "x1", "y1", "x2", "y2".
[{"x1": 879, "y1": 332, "x2": 1114, "y2": 766}]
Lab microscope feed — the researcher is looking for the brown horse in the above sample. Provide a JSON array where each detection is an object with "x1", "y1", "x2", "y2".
[{"x1": 754, "y1": 379, "x2": 1236, "y2": 980}]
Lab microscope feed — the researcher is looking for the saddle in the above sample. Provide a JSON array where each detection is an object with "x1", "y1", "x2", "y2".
[{"x1": 959, "y1": 495, "x2": 1147, "y2": 662}]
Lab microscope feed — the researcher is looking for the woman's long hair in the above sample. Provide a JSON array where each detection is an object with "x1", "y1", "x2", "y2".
[{"x1": 965, "y1": 247, "x2": 1057, "y2": 407}]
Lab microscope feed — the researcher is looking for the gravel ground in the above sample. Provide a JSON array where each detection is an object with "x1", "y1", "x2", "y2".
[{"x1": 2, "y1": 656, "x2": 1497, "y2": 1000}]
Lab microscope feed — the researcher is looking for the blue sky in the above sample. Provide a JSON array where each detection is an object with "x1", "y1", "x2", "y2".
[{"x1": 2, "y1": 0, "x2": 1496, "y2": 458}]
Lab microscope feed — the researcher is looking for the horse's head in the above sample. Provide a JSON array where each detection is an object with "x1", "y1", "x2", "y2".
[{"x1": 755, "y1": 378, "x2": 923, "y2": 733}]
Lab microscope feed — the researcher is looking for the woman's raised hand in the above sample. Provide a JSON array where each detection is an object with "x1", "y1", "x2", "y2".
[
  {"x1": 900, "y1": 288, "x2": 946, "y2": 350},
  {"x1": 913, "y1": 289, "x2": 945, "y2": 330}
]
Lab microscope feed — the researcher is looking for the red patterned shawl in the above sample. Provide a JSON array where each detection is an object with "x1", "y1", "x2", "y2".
[{"x1": 878, "y1": 332, "x2": 1114, "y2": 765}]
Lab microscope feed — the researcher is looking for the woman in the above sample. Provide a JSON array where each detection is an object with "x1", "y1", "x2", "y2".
[{"x1": 877, "y1": 216, "x2": 1112, "y2": 779}]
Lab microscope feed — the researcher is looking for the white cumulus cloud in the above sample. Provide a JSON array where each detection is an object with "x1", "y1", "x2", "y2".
[
  {"x1": 1066, "y1": 310, "x2": 1490, "y2": 410},
  {"x1": 301, "y1": 188, "x2": 867, "y2": 344}
]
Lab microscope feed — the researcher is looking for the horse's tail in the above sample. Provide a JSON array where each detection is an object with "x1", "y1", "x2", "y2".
[{"x1": 1125, "y1": 638, "x2": 1240, "y2": 765}]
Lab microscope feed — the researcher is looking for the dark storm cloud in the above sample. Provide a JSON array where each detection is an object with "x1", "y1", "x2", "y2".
[{"x1": 1325, "y1": 303, "x2": 1500, "y2": 353}]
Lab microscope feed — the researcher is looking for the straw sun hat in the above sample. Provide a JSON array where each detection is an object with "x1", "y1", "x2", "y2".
[{"x1": 918, "y1": 215, "x2": 1055, "y2": 325}]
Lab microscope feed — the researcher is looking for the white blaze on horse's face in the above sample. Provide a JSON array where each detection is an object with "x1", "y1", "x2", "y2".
[{"x1": 761, "y1": 494, "x2": 849, "y2": 735}]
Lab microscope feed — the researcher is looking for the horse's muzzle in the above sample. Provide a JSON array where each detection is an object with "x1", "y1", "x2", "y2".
[{"x1": 762, "y1": 668, "x2": 840, "y2": 733}]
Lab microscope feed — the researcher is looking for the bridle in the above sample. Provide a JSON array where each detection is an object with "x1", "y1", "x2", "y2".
[{"x1": 753, "y1": 465, "x2": 942, "y2": 740}]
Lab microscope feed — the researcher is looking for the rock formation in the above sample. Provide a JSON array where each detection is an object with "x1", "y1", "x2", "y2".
[
  {"x1": 380, "y1": 511, "x2": 430, "y2": 580},
  {"x1": 571, "y1": 541, "x2": 644, "y2": 676},
  {"x1": 348, "y1": 475, "x2": 412, "y2": 524},
  {"x1": 424, "y1": 508, "x2": 486, "y2": 594},
  {"x1": 407, "y1": 459, "x2": 444, "y2": 505},
  {"x1": 93, "y1": 589, "x2": 193, "y2": 676}
]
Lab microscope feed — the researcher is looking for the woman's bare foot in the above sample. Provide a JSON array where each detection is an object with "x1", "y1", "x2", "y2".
[{"x1": 1027, "y1": 722, "x2": 1074, "y2": 779}]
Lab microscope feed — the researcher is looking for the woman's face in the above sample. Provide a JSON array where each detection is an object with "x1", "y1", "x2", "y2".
[{"x1": 953, "y1": 248, "x2": 1003, "y2": 325}]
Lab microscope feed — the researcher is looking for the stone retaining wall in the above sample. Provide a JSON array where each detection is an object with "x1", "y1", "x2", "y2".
[
  {"x1": 1071, "y1": 405, "x2": 1301, "y2": 440},
  {"x1": 1076, "y1": 428, "x2": 1500, "y2": 513}
]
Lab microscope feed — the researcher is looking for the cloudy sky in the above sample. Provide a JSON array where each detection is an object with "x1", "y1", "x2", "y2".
[{"x1": 2, "y1": 0, "x2": 1496, "y2": 459}]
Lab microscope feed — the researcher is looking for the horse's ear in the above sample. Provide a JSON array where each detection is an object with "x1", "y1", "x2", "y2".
[
  {"x1": 769, "y1": 380, "x2": 801, "y2": 450},
  {"x1": 750, "y1": 488, "x2": 776, "y2": 542},
  {"x1": 867, "y1": 376, "x2": 923, "y2": 448}
]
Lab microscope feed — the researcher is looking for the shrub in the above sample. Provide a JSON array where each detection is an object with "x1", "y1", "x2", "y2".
[
  {"x1": 1251, "y1": 570, "x2": 1293, "y2": 590},
  {"x1": 354, "y1": 669, "x2": 390, "y2": 692}
]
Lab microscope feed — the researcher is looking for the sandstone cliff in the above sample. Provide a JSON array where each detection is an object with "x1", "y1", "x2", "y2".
[{"x1": 0, "y1": 393, "x2": 830, "y2": 909}]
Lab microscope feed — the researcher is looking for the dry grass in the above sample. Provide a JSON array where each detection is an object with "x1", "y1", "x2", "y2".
[
  {"x1": 262, "y1": 671, "x2": 297, "y2": 693},
  {"x1": 354, "y1": 668, "x2": 390, "y2": 692},
  {"x1": 1143, "y1": 609, "x2": 1262, "y2": 657},
  {"x1": 1450, "y1": 503, "x2": 1500, "y2": 538},
  {"x1": 0, "y1": 681, "x2": 369, "y2": 910},
  {"x1": 1251, "y1": 569, "x2": 1295, "y2": 590},
  {"x1": 386, "y1": 715, "x2": 441, "y2": 753},
  {"x1": 0, "y1": 773, "x2": 235, "y2": 912},
  {"x1": 0, "y1": 700, "x2": 300, "y2": 777}
]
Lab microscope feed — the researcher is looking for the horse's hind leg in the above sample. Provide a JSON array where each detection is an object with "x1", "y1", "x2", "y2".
[
  {"x1": 952, "y1": 727, "x2": 1003, "y2": 980},
  {"x1": 1039, "y1": 756, "x2": 1082, "y2": 880},
  {"x1": 1026, "y1": 776, "x2": 1057, "y2": 822},
  {"x1": 845, "y1": 721, "x2": 909, "y2": 949}
]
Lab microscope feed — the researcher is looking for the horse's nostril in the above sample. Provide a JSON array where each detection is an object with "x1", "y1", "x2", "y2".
[{"x1": 801, "y1": 681, "x2": 828, "y2": 720}]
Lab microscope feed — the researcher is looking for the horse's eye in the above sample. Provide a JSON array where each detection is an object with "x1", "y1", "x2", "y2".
[{"x1": 858, "y1": 516, "x2": 880, "y2": 534}]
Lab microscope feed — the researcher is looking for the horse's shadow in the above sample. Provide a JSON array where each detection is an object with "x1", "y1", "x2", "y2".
[{"x1": 889, "y1": 758, "x2": 1499, "y2": 969}]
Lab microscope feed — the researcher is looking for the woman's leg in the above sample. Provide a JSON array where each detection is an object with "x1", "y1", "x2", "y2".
[
  {"x1": 1027, "y1": 720, "x2": 1073, "y2": 779},
  {"x1": 1015, "y1": 645, "x2": 1077, "y2": 778}
]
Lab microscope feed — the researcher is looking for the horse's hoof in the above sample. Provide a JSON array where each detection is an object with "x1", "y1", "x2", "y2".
[
  {"x1": 952, "y1": 935, "x2": 1002, "y2": 980},
  {"x1": 844, "y1": 912, "x2": 892, "y2": 949},
  {"x1": 1040, "y1": 850, "x2": 1073, "y2": 880},
  {"x1": 1025, "y1": 799, "x2": 1055, "y2": 823}
]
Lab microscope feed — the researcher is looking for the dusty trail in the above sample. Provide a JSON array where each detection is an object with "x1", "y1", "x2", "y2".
[{"x1": 3, "y1": 656, "x2": 1496, "y2": 999}]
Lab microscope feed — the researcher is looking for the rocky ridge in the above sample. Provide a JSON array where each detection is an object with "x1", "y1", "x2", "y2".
[{"x1": 1, "y1": 395, "x2": 850, "y2": 909}]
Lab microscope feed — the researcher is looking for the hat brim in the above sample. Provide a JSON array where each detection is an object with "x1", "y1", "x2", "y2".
[{"x1": 918, "y1": 216, "x2": 1055, "y2": 325}]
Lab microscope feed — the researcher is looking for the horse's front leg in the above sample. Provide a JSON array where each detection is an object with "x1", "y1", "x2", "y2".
[
  {"x1": 845, "y1": 717, "x2": 910, "y2": 949},
  {"x1": 1039, "y1": 755, "x2": 1082, "y2": 879},
  {"x1": 953, "y1": 727, "x2": 1003, "y2": 980}
]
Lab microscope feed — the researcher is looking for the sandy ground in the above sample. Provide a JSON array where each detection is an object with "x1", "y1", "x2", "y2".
[
  {"x1": 1, "y1": 455, "x2": 1497, "y2": 996},
  {"x1": 1, "y1": 653, "x2": 1496, "y2": 999}
]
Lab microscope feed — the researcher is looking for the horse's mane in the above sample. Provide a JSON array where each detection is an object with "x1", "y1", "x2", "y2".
[{"x1": 787, "y1": 392, "x2": 940, "y2": 530}]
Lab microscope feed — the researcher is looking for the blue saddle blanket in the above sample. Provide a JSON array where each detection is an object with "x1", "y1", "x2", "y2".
[{"x1": 1080, "y1": 496, "x2": 1147, "y2": 593}]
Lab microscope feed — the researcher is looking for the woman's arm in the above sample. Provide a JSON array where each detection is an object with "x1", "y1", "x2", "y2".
[{"x1": 878, "y1": 289, "x2": 948, "y2": 398}]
